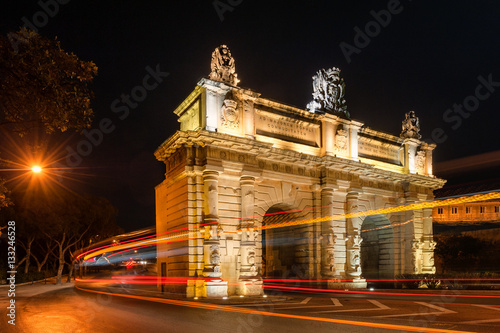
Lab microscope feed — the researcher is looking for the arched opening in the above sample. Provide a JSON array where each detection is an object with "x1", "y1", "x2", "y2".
[
  {"x1": 360, "y1": 214, "x2": 395, "y2": 285},
  {"x1": 261, "y1": 204, "x2": 303, "y2": 278}
]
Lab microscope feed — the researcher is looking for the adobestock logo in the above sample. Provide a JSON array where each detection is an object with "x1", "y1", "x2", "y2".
[
  {"x1": 340, "y1": 0, "x2": 408, "y2": 64},
  {"x1": 426, "y1": 73, "x2": 499, "y2": 145},
  {"x1": 21, "y1": 0, "x2": 71, "y2": 33},
  {"x1": 64, "y1": 64, "x2": 169, "y2": 168},
  {"x1": 9, "y1": 0, "x2": 72, "y2": 52},
  {"x1": 213, "y1": 0, "x2": 243, "y2": 22}
]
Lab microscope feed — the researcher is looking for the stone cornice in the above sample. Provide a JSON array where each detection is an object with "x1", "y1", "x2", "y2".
[
  {"x1": 173, "y1": 85, "x2": 204, "y2": 117},
  {"x1": 359, "y1": 127, "x2": 402, "y2": 145},
  {"x1": 155, "y1": 130, "x2": 446, "y2": 190}
]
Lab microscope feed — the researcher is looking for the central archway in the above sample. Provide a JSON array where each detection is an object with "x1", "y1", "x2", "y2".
[
  {"x1": 360, "y1": 214, "x2": 395, "y2": 282},
  {"x1": 261, "y1": 204, "x2": 304, "y2": 278}
]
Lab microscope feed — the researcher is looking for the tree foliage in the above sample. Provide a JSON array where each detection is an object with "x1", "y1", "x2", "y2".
[
  {"x1": 435, "y1": 234, "x2": 500, "y2": 273},
  {"x1": 0, "y1": 178, "x2": 11, "y2": 209},
  {"x1": 0, "y1": 28, "x2": 98, "y2": 136}
]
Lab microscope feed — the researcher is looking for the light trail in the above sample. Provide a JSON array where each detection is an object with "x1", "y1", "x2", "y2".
[
  {"x1": 361, "y1": 218, "x2": 413, "y2": 233},
  {"x1": 81, "y1": 191, "x2": 500, "y2": 262},
  {"x1": 76, "y1": 276, "x2": 500, "y2": 298},
  {"x1": 75, "y1": 286, "x2": 475, "y2": 333},
  {"x1": 262, "y1": 284, "x2": 500, "y2": 299},
  {"x1": 262, "y1": 278, "x2": 500, "y2": 283}
]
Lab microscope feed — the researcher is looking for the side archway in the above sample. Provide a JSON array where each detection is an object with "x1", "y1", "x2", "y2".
[
  {"x1": 360, "y1": 214, "x2": 395, "y2": 282},
  {"x1": 261, "y1": 204, "x2": 304, "y2": 278}
]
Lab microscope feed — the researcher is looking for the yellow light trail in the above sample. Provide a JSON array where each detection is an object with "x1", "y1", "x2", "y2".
[{"x1": 83, "y1": 191, "x2": 500, "y2": 260}]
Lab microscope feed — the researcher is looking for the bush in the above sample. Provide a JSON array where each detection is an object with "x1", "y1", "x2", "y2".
[
  {"x1": 396, "y1": 274, "x2": 441, "y2": 289},
  {"x1": 396, "y1": 272, "x2": 500, "y2": 290}
]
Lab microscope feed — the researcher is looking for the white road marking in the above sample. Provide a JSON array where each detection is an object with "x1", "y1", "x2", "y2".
[
  {"x1": 375, "y1": 302, "x2": 455, "y2": 318},
  {"x1": 330, "y1": 298, "x2": 342, "y2": 307},
  {"x1": 300, "y1": 297, "x2": 312, "y2": 304},
  {"x1": 472, "y1": 304, "x2": 500, "y2": 311},
  {"x1": 236, "y1": 297, "x2": 312, "y2": 308},
  {"x1": 312, "y1": 299, "x2": 389, "y2": 313},
  {"x1": 274, "y1": 305, "x2": 345, "y2": 309}
]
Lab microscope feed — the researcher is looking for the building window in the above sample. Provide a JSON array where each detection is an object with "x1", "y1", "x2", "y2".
[
  {"x1": 437, "y1": 208, "x2": 443, "y2": 215},
  {"x1": 452, "y1": 207, "x2": 458, "y2": 214},
  {"x1": 495, "y1": 206, "x2": 499, "y2": 213},
  {"x1": 480, "y1": 206, "x2": 485, "y2": 214},
  {"x1": 466, "y1": 206, "x2": 471, "y2": 214}
]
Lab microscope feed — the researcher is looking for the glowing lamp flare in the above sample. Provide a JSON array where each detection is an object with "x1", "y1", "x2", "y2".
[{"x1": 31, "y1": 166, "x2": 42, "y2": 173}]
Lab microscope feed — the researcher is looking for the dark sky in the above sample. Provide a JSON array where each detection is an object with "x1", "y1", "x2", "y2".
[{"x1": 2, "y1": 0, "x2": 500, "y2": 231}]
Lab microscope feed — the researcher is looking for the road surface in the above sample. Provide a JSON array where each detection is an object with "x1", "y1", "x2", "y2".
[{"x1": 1, "y1": 282, "x2": 500, "y2": 333}]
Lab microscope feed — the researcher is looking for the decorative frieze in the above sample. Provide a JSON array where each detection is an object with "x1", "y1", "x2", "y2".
[{"x1": 255, "y1": 109, "x2": 321, "y2": 147}]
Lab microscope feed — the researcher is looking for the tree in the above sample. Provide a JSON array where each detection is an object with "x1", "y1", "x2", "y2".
[
  {"x1": 0, "y1": 28, "x2": 98, "y2": 209},
  {"x1": 0, "y1": 28, "x2": 97, "y2": 136},
  {"x1": 41, "y1": 192, "x2": 119, "y2": 284}
]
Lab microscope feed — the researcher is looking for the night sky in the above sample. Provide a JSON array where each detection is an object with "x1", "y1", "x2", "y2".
[{"x1": 2, "y1": 0, "x2": 500, "y2": 231}]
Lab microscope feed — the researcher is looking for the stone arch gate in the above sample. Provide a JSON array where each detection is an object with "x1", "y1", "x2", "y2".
[{"x1": 154, "y1": 46, "x2": 445, "y2": 297}]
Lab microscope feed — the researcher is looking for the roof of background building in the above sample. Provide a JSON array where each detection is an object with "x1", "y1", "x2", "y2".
[{"x1": 434, "y1": 150, "x2": 500, "y2": 198}]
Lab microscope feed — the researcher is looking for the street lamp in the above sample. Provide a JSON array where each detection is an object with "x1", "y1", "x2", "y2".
[{"x1": 31, "y1": 165, "x2": 42, "y2": 173}]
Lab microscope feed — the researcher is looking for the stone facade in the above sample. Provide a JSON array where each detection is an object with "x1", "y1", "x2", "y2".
[{"x1": 155, "y1": 45, "x2": 445, "y2": 297}]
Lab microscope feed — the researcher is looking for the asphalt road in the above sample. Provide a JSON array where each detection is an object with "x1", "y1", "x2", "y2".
[{"x1": 1, "y1": 282, "x2": 500, "y2": 333}]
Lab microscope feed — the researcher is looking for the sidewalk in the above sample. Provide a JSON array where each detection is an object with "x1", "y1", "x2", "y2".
[{"x1": 0, "y1": 276, "x2": 74, "y2": 298}]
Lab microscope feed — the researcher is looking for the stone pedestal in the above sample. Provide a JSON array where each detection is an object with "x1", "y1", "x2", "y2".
[
  {"x1": 205, "y1": 278, "x2": 228, "y2": 298},
  {"x1": 327, "y1": 278, "x2": 367, "y2": 289},
  {"x1": 187, "y1": 278, "x2": 228, "y2": 298},
  {"x1": 236, "y1": 278, "x2": 263, "y2": 296}
]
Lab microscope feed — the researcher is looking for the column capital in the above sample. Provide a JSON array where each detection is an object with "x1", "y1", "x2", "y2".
[
  {"x1": 321, "y1": 184, "x2": 339, "y2": 192},
  {"x1": 346, "y1": 188, "x2": 362, "y2": 199},
  {"x1": 203, "y1": 169, "x2": 219, "y2": 179},
  {"x1": 240, "y1": 175, "x2": 256, "y2": 184}
]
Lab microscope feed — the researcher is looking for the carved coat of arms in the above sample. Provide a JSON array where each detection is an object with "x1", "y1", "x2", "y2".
[
  {"x1": 307, "y1": 67, "x2": 348, "y2": 117},
  {"x1": 335, "y1": 129, "x2": 348, "y2": 155},
  {"x1": 221, "y1": 95, "x2": 239, "y2": 129},
  {"x1": 415, "y1": 150, "x2": 426, "y2": 174}
]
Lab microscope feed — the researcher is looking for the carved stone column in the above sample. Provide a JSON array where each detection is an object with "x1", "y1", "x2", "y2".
[
  {"x1": 421, "y1": 237, "x2": 436, "y2": 274},
  {"x1": 199, "y1": 78, "x2": 230, "y2": 132},
  {"x1": 321, "y1": 187, "x2": 337, "y2": 278},
  {"x1": 201, "y1": 170, "x2": 227, "y2": 297},
  {"x1": 403, "y1": 138, "x2": 419, "y2": 174},
  {"x1": 411, "y1": 239, "x2": 423, "y2": 274},
  {"x1": 321, "y1": 115, "x2": 339, "y2": 156},
  {"x1": 419, "y1": 143, "x2": 436, "y2": 176},
  {"x1": 348, "y1": 121, "x2": 363, "y2": 161},
  {"x1": 421, "y1": 207, "x2": 436, "y2": 274},
  {"x1": 344, "y1": 190, "x2": 366, "y2": 287},
  {"x1": 243, "y1": 99, "x2": 255, "y2": 139},
  {"x1": 237, "y1": 175, "x2": 263, "y2": 295}
]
